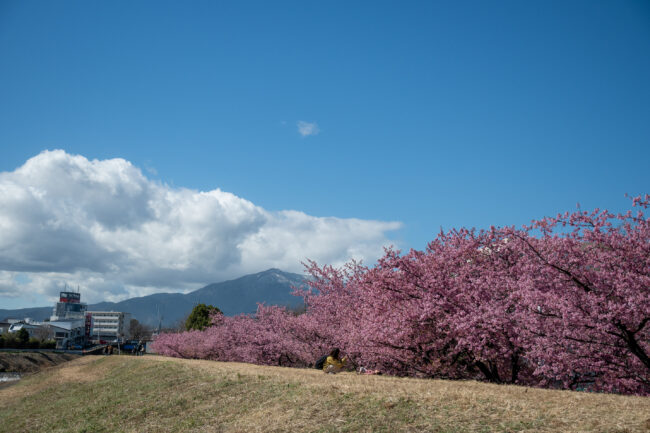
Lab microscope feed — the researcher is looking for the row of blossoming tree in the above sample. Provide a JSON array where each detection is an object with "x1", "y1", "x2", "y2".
[{"x1": 154, "y1": 196, "x2": 649, "y2": 395}]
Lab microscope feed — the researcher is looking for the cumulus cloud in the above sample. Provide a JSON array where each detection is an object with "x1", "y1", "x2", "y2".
[
  {"x1": 0, "y1": 150, "x2": 400, "y2": 305},
  {"x1": 297, "y1": 121, "x2": 320, "y2": 137}
]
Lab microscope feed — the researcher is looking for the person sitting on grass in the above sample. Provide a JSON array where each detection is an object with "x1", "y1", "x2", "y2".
[
  {"x1": 357, "y1": 366, "x2": 381, "y2": 375},
  {"x1": 323, "y1": 348, "x2": 346, "y2": 374}
]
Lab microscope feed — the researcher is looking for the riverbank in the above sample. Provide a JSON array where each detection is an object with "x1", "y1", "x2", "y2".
[
  {"x1": 1, "y1": 355, "x2": 648, "y2": 432},
  {"x1": 0, "y1": 351, "x2": 80, "y2": 374}
]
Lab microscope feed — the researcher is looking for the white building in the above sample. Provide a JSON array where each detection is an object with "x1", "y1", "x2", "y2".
[
  {"x1": 8, "y1": 321, "x2": 44, "y2": 338},
  {"x1": 87, "y1": 311, "x2": 131, "y2": 342}
]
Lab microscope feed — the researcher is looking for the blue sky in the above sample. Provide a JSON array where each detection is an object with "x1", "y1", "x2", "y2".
[{"x1": 0, "y1": 1, "x2": 649, "y2": 308}]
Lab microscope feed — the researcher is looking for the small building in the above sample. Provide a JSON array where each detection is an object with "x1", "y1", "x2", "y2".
[{"x1": 0, "y1": 322, "x2": 11, "y2": 334}]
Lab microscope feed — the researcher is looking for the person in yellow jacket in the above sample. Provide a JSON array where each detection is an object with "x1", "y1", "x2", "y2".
[{"x1": 323, "y1": 348, "x2": 346, "y2": 374}]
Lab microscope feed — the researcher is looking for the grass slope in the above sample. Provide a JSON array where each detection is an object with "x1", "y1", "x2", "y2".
[{"x1": 0, "y1": 356, "x2": 648, "y2": 433}]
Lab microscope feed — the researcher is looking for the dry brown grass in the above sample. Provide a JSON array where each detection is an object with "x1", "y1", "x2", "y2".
[
  {"x1": 147, "y1": 356, "x2": 650, "y2": 432},
  {"x1": 1, "y1": 355, "x2": 648, "y2": 433},
  {"x1": 0, "y1": 355, "x2": 105, "y2": 400}
]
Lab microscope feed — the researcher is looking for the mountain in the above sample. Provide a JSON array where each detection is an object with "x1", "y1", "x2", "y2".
[
  {"x1": 0, "y1": 306, "x2": 53, "y2": 323},
  {"x1": 0, "y1": 269, "x2": 308, "y2": 327}
]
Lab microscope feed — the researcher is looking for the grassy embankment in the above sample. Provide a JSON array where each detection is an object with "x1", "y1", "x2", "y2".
[{"x1": 0, "y1": 355, "x2": 648, "y2": 433}]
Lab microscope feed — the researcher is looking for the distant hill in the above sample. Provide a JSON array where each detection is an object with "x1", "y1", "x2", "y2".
[
  {"x1": 0, "y1": 269, "x2": 307, "y2": 327},
  {"x1": 0, "y1": 306, "x2": 54, "y2": 323}
]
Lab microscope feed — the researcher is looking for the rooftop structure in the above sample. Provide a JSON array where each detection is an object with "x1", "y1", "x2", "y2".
[{"x1": 50, "y1": 291, "x2": 88, "y2": 321}]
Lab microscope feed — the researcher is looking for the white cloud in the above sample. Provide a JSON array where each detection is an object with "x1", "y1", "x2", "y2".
[
  {"x1": 297, "y1": 121, "x2": 320, "y2": 137},
  {"x1": 0, "y1": 150, "x2": 401, "y2": 306}
]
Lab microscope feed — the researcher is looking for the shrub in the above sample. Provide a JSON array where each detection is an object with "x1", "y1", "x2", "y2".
[
  {"x1": 185, "y1": 304, "x2": 222, "y2": 331},
  {"x1": 40, "y1": 340, "x2": 56, "y2": 349}
]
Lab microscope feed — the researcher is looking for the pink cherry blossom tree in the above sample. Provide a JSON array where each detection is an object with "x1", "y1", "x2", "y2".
[
  {"x1": 508, "y1": 195, "x2": 650, "y2": 394},
  {"x1": 153, "y1": 195, "x2": 649, "y2": 395}
]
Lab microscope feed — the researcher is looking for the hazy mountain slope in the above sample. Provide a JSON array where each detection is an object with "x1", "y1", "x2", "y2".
[
  {"x1": 88, "y1": 292, "x2": 193, "y2": 328},
  {"x1": 0, "y1": 307, "x2": 53, "y2": 322}
]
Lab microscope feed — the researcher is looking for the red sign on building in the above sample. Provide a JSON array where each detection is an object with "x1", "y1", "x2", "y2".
[
  {"x1": 60, "y1": 292, "x2": 81, "y2": 304},
  {"x1": 85, "y1": 313, "x2": 92, "y2": 337}
]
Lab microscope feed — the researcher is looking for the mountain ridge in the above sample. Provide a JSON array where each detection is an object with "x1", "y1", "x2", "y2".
[{"x1": 0, "y1": 269, "x2": 307, "y2": 327}]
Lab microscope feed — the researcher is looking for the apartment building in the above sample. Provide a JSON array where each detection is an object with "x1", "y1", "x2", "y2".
[{"x1": 87, "y1": 311, "x2": 131, "y2": 342}]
